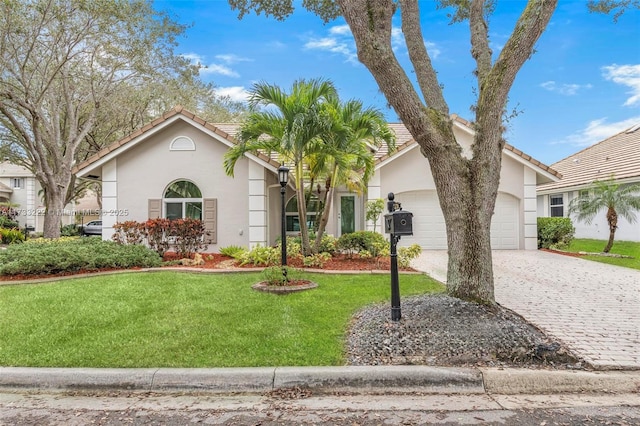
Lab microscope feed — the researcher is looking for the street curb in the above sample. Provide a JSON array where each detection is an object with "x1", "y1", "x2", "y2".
[
  {"x1": 481, "y1": 368, "x2": 640, "y2": 395},
  {"x1": 0, "y1": 366, "x2": 482, "y2": 394},
  {"x1": 1, "y1": 366, "x2": 639, "y2": 395}
]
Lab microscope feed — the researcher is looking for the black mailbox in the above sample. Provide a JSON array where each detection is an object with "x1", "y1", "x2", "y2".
[{"x1": 384, "y1": 210, "x2": 413, "y2": 236}]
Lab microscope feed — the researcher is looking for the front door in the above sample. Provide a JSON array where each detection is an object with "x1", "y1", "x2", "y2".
[{"x1": 339, "y1": 195, "x2": 356, "y2": 235}]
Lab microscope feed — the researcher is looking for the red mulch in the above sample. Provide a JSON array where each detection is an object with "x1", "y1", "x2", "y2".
[
  {"x1": 540, "y1": 248, "x2": 584, "y2": 258},
  {"x1": 1, "y1": 252, "x2": 413, "y2": 282}
]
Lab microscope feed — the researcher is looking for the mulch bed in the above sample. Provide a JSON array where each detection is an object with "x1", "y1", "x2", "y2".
[{"x1": 0, "y1": 252, "x2": 414, "y2": 283}]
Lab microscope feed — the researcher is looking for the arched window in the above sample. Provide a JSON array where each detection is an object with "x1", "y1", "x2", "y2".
[
  {"x1": 163, "y1": 180, "x2": 202, "y2": 220},
  {"x1": 169, "y1": 136, "x2": 195, "y2": 151},
  {"x1": 285, "y1": 194, "x2": 323, "y2": 233}
]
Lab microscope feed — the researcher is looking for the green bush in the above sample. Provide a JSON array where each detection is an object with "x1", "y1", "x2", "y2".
[
  {"x1": 316, "y1": 234, "x2": 337, "y2": 254},
  {"x1": 0, "y1": 215, "x2": 19, "y2": 229},
  {"x1": 337, "y1": 231, "x2": 388, "y2": 257},
  {"x1": 238, "y1": 245, "x2": 279, "y2": 266},
  {"x1": 0, "y1": 228, "x2": 25, "y2": 244},
  {"x1": 537, "y1": 217, "x2": 575, "y2": 249},
  {"x1": 398, "y1": 244, "x2": 422, "y2": 268},
  {"x1": 302, "y1": 252, "x2": 331, "y2": 268},
  {"x1": 260, "y1": 265, "x2": 303, "y2": 286},
  {"x1": 60, "y1": 224, "x2": 81, "y2": 236},
  {"x1": 219, "y1": 245, "x2": 247, "y2": 259},
  {"x1": 0, "y1": 238, "x2": 161, "y2": 276}
]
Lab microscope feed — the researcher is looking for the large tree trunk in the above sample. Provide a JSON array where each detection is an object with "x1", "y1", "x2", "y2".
[
  {"x1": 42, "y1": 187, "x2": 67, "y2": 239},
  {"x1": 339, "y1": 0, "x2": 556, "y2": 304}
]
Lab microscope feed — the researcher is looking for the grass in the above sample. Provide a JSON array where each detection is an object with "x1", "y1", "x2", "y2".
[
  {"x1": 0, "y1": 271, "x2": 443, "y2": 368},
  {"x1": 564, "y1": 238, "x2": 640, "y2": 270}
]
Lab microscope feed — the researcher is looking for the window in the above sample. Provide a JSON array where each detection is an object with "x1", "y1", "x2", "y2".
[
  {"x1": 11, "y1": 178, "x2": 23, "y2": 189},
  {"x1": 163, "y1": 180, "x2": 202, "y2": 220},
  {"x1": 549, "y1": 194, "x2": 564, "y2": 217},
  {"x1": 285, "y1": 194, "x2": 323, "y2": 233},
  {"x1": 169, "y1": 136, "x2": 195, "y2": 151}
]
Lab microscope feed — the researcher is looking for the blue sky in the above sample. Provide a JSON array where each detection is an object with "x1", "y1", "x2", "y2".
[{"x1": 154, "y1": 1, "x2": 640, "y2": 166}]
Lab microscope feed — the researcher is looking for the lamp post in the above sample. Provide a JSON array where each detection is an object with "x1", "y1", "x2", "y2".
[{"x1": 278, "y1": 166, "x2": 289, "y2": 275}]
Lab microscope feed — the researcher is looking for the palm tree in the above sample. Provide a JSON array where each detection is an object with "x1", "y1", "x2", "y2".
[
  {"x1": 223, "y1": 78, "x2": 338, "y2": 255},
  {"x1": 568, "y1": 177, "x2": 640, "y2": 253},
  {"x1": 311, "y1": 98, "x2": 395, "y2": 252}
]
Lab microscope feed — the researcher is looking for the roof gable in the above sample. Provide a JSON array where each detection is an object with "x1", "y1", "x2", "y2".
[
  {"x1": 73, "y1": 106, "x2": 279, "y2": 178},
  {"x1": 376, "y1": 116, "x2": 561, "y2": 181},
  {"x1": 537, "y1": 123, "x2": 640, "y2": 192}
]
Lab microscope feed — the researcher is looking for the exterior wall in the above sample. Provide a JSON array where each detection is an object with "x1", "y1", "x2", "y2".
[{"x1": 112, "y1": 120, "x2": 252, "y2": 252}]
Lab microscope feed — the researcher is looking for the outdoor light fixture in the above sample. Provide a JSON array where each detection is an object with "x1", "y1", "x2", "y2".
[{"x1": 278, "y1": 166, "x2": 289, "y2": 272}]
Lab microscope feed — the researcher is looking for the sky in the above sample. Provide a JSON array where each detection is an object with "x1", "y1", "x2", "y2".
[{"x1": 154, "y1": 0, "x2": 640, "y2": 166}]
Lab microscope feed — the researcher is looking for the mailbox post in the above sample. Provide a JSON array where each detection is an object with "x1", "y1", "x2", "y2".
[{"x1": 384, "y1": 192, "x2": 413, "y2": 321}]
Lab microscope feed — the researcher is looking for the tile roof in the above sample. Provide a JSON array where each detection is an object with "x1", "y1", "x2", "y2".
[
  {"x1": 73, "y1": 106, "x2": 559, "y2": 180},
  {"x1": 537, "y1": 123, "x2": 640, "y2": 192}
]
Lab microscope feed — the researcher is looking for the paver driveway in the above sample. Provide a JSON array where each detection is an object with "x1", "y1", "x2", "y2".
[{"x1": 412, "y1": 250, "x2": 640, "y2": 369}]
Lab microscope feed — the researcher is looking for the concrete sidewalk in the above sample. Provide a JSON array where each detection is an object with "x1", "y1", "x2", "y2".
[
  {"x1": 1, "y1": 366, "x2": 639, "y2": 396},
  {"x1": 412, "y1": 250, "x2": 640, "y2": 370}
]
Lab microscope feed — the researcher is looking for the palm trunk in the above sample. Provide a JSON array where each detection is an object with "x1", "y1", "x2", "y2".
[
  {"x1": 295, "y1": 162, "x2": 313, "y2": 255},
  {"x1": 314, "y1": 174, "x2": 335, "y2": 252},
  {"x1": 604, "y1": 207, "x2": 618, "y2": 253}
]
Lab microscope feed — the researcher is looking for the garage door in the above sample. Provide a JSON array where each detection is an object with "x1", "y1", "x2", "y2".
[{"x1": 394, "y1": 191, "x2": 519, "y2": 250}]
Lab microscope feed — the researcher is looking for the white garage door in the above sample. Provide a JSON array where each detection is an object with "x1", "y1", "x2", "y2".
[{"x1": 394, "y1": 191, "x2": 519, "y2": 250}]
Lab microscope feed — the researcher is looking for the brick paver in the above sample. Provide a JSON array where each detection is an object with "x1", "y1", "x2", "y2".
[{"x1": 412, "y1": 250, "x2": 640, "y2": 370}]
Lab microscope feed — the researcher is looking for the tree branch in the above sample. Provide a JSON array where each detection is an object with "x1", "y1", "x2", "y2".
[
  {"x1": 469, "y1": 0, "x2": 492, "y2": 83},
  {"x1": 399, "y1": 0, "x2": 448, "y2": 113}
]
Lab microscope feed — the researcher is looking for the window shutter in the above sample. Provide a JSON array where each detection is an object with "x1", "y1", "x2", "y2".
[
  {"x1": 203, "y1": 198, "x2": 217, "y2": 244},
  {"x1": 148, "y1": 199, "x2": 161, "y2": 219}
]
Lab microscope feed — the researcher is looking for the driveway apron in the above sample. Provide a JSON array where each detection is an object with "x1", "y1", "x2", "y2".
[{"x1": 412, "y1": 250, "x2": 640, "y2": 369}]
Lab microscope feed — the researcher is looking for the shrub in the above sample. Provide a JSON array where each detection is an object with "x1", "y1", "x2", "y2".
[
  {"x1": 143, "y1": 219, "x2": 171, "y2": 256},
  {"x1": 219, "y1": 245, "x2": 247, "y2": 259},
  {"x1": 170, "y1": 218, "x2": 206, "y2": 258},
  {"x1": 60, "y1": 224, "x2": 81, "y2": 237},
  {"x1": 0, "y1": 216, "x2": 19, "y2": 230},
  {"x1": 337, "y1": 231, "x2": 388, "y2": 258},
  {"x1": 537, "y1": 217, "x2": 575, "y2": 249},
  {"x1": 239, "y1": 245, "x2": 279, "y2": 266},
  {"x1": 316, "y1": 234, "x2": 337, "y2": 254},
  {"x1": 302, "y1": 252, "x2": 331, "y2": 268},
  {"x1": 261, "y1": 265, "x2": 303, "y2": 286},
  {"x1": 0, "y1": 238, "x2": 161, "y2": 276},
  {"x1": 112, "y1": 218, "x2": 206, "y2": 257},
  {"x1": 398, "y1": 244, "x2": 422, "y2": 268},
  {"x1": 112, "y1": 221, "x2": 145, "y2": 245},
  {"x1": 0, "y1": 228, "x2": 25, "y2": 244}
]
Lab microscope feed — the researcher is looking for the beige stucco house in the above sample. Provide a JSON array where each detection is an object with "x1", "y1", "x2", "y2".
[
  {"x1": 537, "y1": 123, "x2": 640, "y2": 242},
  {"x1": 73, "y1": 107, "x2": 559, "y2": 251}
]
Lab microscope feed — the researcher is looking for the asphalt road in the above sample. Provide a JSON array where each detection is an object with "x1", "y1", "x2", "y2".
[{"x1": 1, "y1": 390, "x2": 639, "y2": 425}]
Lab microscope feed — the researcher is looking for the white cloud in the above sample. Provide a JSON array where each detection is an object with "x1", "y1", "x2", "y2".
[
  {"x1": 540, "y1": 80, "x2": 593, "y2": 96},
  {"x1": 557, "y1": 116, "x2": 640, "y2": 146},
  {"x1": 215, "y1": 54, "x2": 252, "y2": 64},
  {"x1": 215, "y1": 86, "x2": 250, "y2": 102},
  {"x1": 199, "y1": 64, "x2": 239, "y2": 78},
  {"x1": 304, "y1": 37, "x2": 357, "y2": 63},
  {"x1": 425, "y1": 41, "x2": 441, "y2": 60},
  {"x1": 329, "y1": 25, "x2": 351, "y2": 36},
  {"x1": 602, "y1": 64, "x2": 640, "y2": 106}
]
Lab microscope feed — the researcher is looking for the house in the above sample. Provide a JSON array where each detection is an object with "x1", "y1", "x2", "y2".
[
  {"x1": 0, "y1": 161, "x2": 99, "y2": 233},
  {"x1": 537, "y1": 123, "x2": 640, "y2": 242},
  {"x1": 73, "y1": 106, "x2": 560, "y2": 251}
]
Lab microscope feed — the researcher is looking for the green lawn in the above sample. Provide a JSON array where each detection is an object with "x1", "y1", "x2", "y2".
[
  {"x1": 0, "y1": 271, "x2": 442, "y2": 368},
  {"x1": 565, "y1": 238, "x2": 640, "y2": 270}
]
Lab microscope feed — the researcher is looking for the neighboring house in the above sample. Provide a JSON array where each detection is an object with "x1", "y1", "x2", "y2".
[
  {"x1": 73, "y1": 107, "x2": 560, "y2": 251},
  {"x1": 0, "y1": 161, "x2": 99, "y2": 233},
  {"x1": 0, "y1": 161, "x2": 40, "y2": 231},
  {"x1": 537, "y1": 123, "x2": 640, "y2": 242}
]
